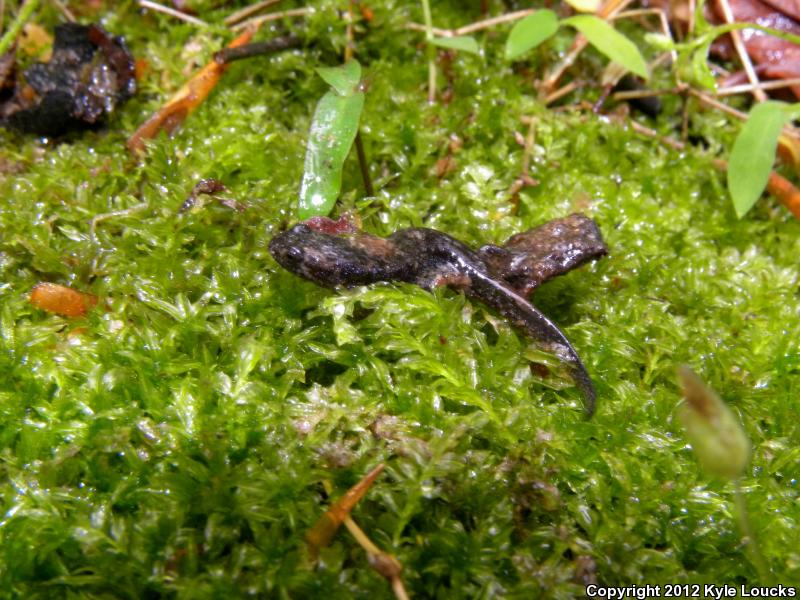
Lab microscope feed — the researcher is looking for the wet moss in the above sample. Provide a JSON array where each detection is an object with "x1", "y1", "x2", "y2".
[{"x1": 0, "y1": 0, "x2": 799, "y2": 597}]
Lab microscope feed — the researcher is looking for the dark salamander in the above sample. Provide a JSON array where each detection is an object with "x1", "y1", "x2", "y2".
[{"x1": 269, "y1": 214, "x2": 607, "y2": 416}]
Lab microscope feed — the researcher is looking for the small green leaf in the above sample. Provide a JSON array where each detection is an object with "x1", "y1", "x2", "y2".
[
  {"x1": 562, "y1": 15, "x2": 649, "y2": 79},
  {"x1": 643, "y1": 32, "x2": 676, "y2": 51},
  {"x1": 690, "y1": 41, "x2": 716, "y2": 90},
  {"x1": 504, "y1": 10, "x2": 559, "y2": 60},
  {"x1": 316, "y1": 60, "x2": 362, "y2": 96},
  {"x1": 431, "y1": 35, "x2": 480, "y2": 54},
  {"x1": 728, "y1": 100, "x2": 791, "y2": 218},
  {"x1": 298, "y1": 61, "x2": 365, "y2": 219}
]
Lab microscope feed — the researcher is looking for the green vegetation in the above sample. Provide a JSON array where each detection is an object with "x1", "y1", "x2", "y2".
[
  {"x1": 299, "y1": 60, "x2": 365, "y2": 219},
  {"x1": 728, "y1": 101, "x2": 800, "y2": 217},
  {"x1": 1, "y1": 1, "x2": 799, "y2": 597},
  {"x1": 505, "y1": 10, "x2": 648, "y2": 78}
]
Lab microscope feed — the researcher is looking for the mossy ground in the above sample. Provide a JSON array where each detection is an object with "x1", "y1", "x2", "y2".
[{"x1": 1, "y1": 1, "x2": 799, "y2": 597}]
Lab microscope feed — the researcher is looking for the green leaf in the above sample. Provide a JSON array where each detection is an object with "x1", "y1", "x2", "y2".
[
  {"x1": 298, "y1": 61, "x2": 365, "y2": 219},
  {"x1": 431, "y1": 35, "x2": 480, "y2": 54},
  {"x1": 690, "y1": 41, "x2": 716, "y2": 90},
  {"x1": 316, "y1": 60, "x2": 362, "y2": 96},
  {"x1": 504, "y1": 10, "x2": 559, "y2": 60},
  {"x1": 562, "y1": 15, "x2": 649, "y2": 79},
  {"x1": 643, "y1": 32, "x2": 676, "y2": 51},
  {"x1": 728, "y1": 101, "x2": 791, "y2": 218}
]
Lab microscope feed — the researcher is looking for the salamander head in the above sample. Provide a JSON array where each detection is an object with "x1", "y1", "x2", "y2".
[{"x1": 269, "y1": 223, "x2": 397, "y2": 288}]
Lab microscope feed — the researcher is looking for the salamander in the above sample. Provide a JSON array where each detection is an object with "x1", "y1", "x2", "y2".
[{"x1": 269, "y1": 214, "x2": 607, "y2": 416}]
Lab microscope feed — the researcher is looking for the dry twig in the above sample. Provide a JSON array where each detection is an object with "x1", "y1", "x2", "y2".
[
  {"x1": 405, "y1": 21, "x2": 449, "y2": 37},
  {"x1": 224, "y1": 0, "x2": 282, "y2": 26},
  {"x1": 214, "y1": 35, "x2": 301, "y2": 64},
  {"x1": 717, "y1": 77, "x2": 800, "y2": 96},
  {"x1": 406, "y1": 8, "x2": 536, "y2": 38},
  {"x1": 139, "y1": 0, "x2": 208, "y2": 27},
  {"x1": 345, "y1": 0, "x2": 355, "y2": 61},
  {"x1": 343, "y1": 518, "x2": 409, "y2": 600},
  {"x1": 716, "y1": 0, "x2": 767, "y2": 102},
  {"x1": 612, "y1": 87, "x2": 677, "y2": 101},
  {"x1": 454, "y1": 8, "x2": 536, "y2": 36},
  {"x1": 689, "y1": 87, "x2": 749, "y2": 120},
  {"x1": 231, "y1": 7, "x2": 313, "y2": 32},
  {"x1": 545, "y1": 80, "x2": 582, "y2": 105},
  {"x1": 50, "y1": 0, "x2": 75, "y2": 22}
]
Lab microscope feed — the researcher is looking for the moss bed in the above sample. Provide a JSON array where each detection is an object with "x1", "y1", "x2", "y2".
[{"x1": 1, "y1": 1, "x2": 799, "y2": 597}]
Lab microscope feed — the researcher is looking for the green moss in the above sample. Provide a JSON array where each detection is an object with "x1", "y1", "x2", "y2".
[{"x1": 1, "y1": 0, "x2": 799, "y2": 597}]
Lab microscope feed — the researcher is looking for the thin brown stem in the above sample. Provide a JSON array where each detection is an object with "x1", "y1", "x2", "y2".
[
  {"x1": 627, "y1": 119, "x2": 686, "y2": 150},
  {"x1": 611, "y1": 8, "x2": 665, "y2": 18},
  {"x1": 689, "y1": 88, "x2": 748, "y2": 120},
  {"x1": 214, "y1": 35, "x2": 302, "y2": 64},
  {"x1": 612, "y1": 88, "x2": 676, "y2": 101},
  {"x1": 355, "y1": 133, "x2": 374, "y2": 197},
  {"x1": 681, "y1": 97, "x2": 690, "y2": 141},
  {"x1": 391, "y1": 578, "x2": 411, "y2": 600},
  {"x1": 687, "y1": 89, "x2": 800, "y2": 147},
  {"x1": 231, "y1": 7, "x2": 313, "y2": 32},
  {"x1": 406, "y1": 21, "x2": 450, "y2": 37},
  {"x1": 224, "y1": 0, "x2": 282, "y2": 26},
  {"x1": 717, "y1": 0, "x2": 767, "y2": 102},
  {"x1": 649, "y1": 51, "x2": 675, "y2": 71},
  {"x1": 343, "y1": 517, "x2": 382, "y2": 555},
  {"x1": 543, "y1": 44, "x2": 585, "y2": 93},
  {"x1": 139, "y1": 0, "x2": 208, "y2": 26},
  {"x1": 454, "y1": 8, "x2": 535, "y2": 35},
  {"x1": 343, "y1": 517, "x2": 409, "y2": 600},
  {"x1": 717, "y1": 77, "x2": 800, "y2": 96},
  {"x1": 406, "y1": 8, "x2": 536, "y2": 38},
  {"x1": 344, "y1": 0, "x2": 354, "y2": 61},
  {"x1": 544, "y1": 80, "x2": 581, "y2": 105},
  {"x1": 50, "y1": 0, "x2": 75, "y2": 21}
]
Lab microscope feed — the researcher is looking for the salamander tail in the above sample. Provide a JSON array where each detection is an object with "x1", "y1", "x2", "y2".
[{"x1": 570, "y1": 360, "x2": 596, "y2": 418}]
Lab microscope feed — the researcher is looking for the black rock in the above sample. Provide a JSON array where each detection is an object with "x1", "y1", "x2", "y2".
[{"x1": 0, "y1": 23, "x2": 136, "y2": 136}]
